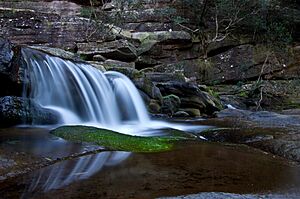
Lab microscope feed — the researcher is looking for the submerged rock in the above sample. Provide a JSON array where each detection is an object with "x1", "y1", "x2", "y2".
[{"x1": 0, "y1": 96, "x2": 60, "y2": 126}]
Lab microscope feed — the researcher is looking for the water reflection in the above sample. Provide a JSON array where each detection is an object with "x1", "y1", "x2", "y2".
[
  {"x1": 16, "y1": 124, "x2": 208, "y2": 195},
  {"x1": 27, "y1": 151, "x2": 130, "y2": 192}
]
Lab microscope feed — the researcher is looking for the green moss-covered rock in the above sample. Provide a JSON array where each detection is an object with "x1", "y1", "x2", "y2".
[
  {"x1": 51, "y1": 126, "x2": 191, "y2": 153},
  {"x1": 162, "y1": 94, "x2": 181, "y2": 116}
]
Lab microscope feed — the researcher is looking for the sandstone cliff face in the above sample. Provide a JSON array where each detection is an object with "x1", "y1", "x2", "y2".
[{"x1": 0, "y1": 0, "x2": 299, "y2": 114}]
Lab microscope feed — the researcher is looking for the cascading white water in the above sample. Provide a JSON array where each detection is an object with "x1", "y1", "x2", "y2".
[
  {"x1": 22, "y1": 47, "x2": 207, "y2": 135},
  {"x1": 22, "y1": 48, "x2": 150, "y2": 130}
]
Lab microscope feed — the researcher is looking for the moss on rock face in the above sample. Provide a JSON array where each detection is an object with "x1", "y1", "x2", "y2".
[{"x1": 51, "y1": 126, "x2": 191, "y2": 153}]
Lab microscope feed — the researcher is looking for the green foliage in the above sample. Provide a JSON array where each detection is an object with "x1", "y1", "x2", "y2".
[
  {"x1": 80, "y1": 7, "x2": 94, "y2": 18},
  {"x1": 238, "y1": 90, "x2": 248, "y2": 97},
  {"x1": 51, "y1": 126, "x2": 193, "y2": 153},
  {"x1": 175, "y1": 0, "x2": 293, "y2": 56}
]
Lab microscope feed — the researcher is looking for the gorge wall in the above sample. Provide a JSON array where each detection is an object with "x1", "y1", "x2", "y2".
[{"x1": 0, "y1": 0, "x2": 300, "y2": 121}]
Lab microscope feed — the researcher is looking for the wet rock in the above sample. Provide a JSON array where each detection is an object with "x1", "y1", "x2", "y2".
[
  {"x1": 201, "y1": 108, "x2": 300, "y2": 162},
  {"x1": 220, "y1": 95, "x2": 247, "y2": 110},
  {"x1": 0, "y1": 38, "x2": 22, "y2": 96},
  {"x1": 106, "y1": 67, "x2": 142, "y2": 79},
  {"x1": 133, "y1": 77, "x2": 163, "y2": 102},
  {"x1": 106, "y1": 67, "x2": 163, "y2": 102},
  {"x1": 0, "y1": 96, "x2": 60, "y2": 127},
  {"x1": 0, "y1": 37, "x2": 13, "y2": 75},
  {"x1": 173, "y1": 111, "x2": 189, "y2": 117},
  {"x1": 28, "y1": 46, "x2": 81, "y2": 62},
  {"x1": 162, "y1": 94, "x2": 181, "y2": 116},
  {"x1": 180, "y1": 108, "x2": 201, "y2": 117},
  {"x1": 87, "y1": 61, "x2": 106, "y2": 72},
  {"x1": 157, "y1": 82, "x2": 221, "y2": 115},
  {"x1": 148, "y1": 99, "x2": 161, "y2": 113},
  {"x1": 217, "y1": 109, "x2": 300, "y2": 128},
  {"x1": 0, "y1": 42, "x2": 25, "y2": 97},
  {"x1": 139, "y1": 90, "x2": 151, "y2": 105}
]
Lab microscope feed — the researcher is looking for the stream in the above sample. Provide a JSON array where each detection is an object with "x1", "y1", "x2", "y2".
[{"x1": 1, "y1": 124, "x2": 300, "y2": 199}]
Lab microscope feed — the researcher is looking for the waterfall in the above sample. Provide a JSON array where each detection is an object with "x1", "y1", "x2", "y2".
[
  {"x1": 20, "y1": 48, "x2": 209, "y2": 192},
  {"x1": 22, "y1": 48, "x2": 150, "y2": 130},
  {"x1": 21, "y1": 47, "x2": 207, "y2": 136}
]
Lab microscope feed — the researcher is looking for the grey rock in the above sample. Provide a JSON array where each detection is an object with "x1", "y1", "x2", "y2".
[
  {"x1": 173, "y1": 111, "x2": 189, "y2": 117},
  {"x1": 157, "y1": 82, "x2": 221, "y2": 115},
  {"x1": 0, "y1": 96, "x2": 60, "y2": 127},
  {"x1": 0, "y1": 37, "x2": 13, "y2": 75}
]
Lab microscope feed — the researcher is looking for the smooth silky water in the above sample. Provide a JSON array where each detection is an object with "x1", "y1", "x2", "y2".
[
  {"x1": 1, "y1": 48, "x2": 300, "y2": 198},
  {"x1": 3, "y1": 48, "x2": 207, "y2": 193}
]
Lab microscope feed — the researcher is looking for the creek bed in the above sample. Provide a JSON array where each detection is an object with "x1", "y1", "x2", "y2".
[{"x1": 0, "y1": 126, "x2": 300, "y2": 199}]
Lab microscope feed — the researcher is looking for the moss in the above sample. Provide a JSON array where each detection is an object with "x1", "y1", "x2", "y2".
[
  {"x1": 207, "y1": 87, "x2": 219, "y2": 99},
  {"x1": 51, "y1": 126, "x2": 192, "y2": 153},
  {"x1": 163, "y1": 94, "x2": 180, "y2": 101},
  {"x1": 238, "y1": 90, "x2": 248, "y2": 98}
]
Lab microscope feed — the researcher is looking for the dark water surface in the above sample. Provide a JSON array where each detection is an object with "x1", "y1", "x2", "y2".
[{"x1": 0, "y1": 126, "x2": 300, "y2": 199}]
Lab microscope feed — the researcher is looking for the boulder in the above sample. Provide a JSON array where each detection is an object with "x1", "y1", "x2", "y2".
[
  {"x1": 179, "y1": 108, "x2": 201, "y2": 117},
  {"x1": 161, "y1": 94, "x2": 181, "y2": 116},
  {"x1": 173, "y1": 111, "x2": 189, "y2": 117},
  {"x1": 0, "y1": 96, "x2": 60, "y2": 127},
  {"x1": 156, "y1": 81, "x2": 221, "y2": 115},
  {"x1": 133, "y1": 77, "x2": 163, "y2": 102},
  {"x1": 148, "y1": 99, "x2": 161, "y2": 113}
]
